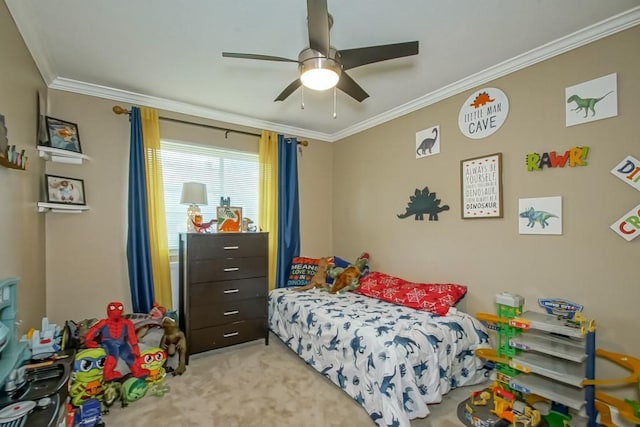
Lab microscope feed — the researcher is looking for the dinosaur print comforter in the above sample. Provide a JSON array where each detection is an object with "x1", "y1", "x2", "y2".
[{"x1": 268, "y1": 288, "x2": 491, "y2": 427}]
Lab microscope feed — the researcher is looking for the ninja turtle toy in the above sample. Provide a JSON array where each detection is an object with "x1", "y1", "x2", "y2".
[
  {"x1": 69, "y1": 348, "x2": 107, "y2": 407},
  {"x1": 140, "y1": 347, "x2": 167, "y2": 386}
]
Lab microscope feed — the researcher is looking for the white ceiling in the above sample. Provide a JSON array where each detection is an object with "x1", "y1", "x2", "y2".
[{"x1": 6, "y1": 1, "x2": 640, "y2": 142}]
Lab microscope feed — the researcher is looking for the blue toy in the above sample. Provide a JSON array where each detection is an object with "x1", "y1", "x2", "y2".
[{"x1": 73, "y1": 399, "x2": 105, "y2": 427}]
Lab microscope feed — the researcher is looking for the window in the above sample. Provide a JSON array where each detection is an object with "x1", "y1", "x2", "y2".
[{"x1": 160, "y1": 140, "x2": 259, "y2": 249}]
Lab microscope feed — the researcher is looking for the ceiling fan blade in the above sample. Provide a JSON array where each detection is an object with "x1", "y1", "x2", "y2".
[
  {"x1": 274, "y1": 79, "x2": 302, "y2": 102},
  {"x1": 340, "y1": 41, "x2": 419, "y2": 70},
  {"x1": 222, "y1": 52, "x2": 299, "y2": 63},
  {"x1": 306, "y1": 0, "x2": 330, "y2": 56},
  {"x1": 337, "y1": 72, "x2": 369, "y2": 103}
]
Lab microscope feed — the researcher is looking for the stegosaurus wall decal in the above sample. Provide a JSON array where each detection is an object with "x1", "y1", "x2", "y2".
[{"x1": 397, "y1": 186, "x2": 450, "y2": 221}]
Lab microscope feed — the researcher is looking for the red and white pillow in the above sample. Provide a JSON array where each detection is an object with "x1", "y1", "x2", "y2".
[{"x1": 355, "y1": 271, "x2": 467, "y2": 316}]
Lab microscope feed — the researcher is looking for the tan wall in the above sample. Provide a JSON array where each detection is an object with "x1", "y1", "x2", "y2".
[
  {"x1": 333, "y1": 26, "x2": 640, "y2": 379},
  {"x1": 0, "y1": 2, "x2": 46, "y2": 334},
  {"x1": 44, "y1": 91, "x2": 333, "y2": 322}
]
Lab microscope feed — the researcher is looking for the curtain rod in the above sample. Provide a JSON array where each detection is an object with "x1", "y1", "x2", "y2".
[{"x1": 112, "y1": 105, "x2": 308, "y2": 146}]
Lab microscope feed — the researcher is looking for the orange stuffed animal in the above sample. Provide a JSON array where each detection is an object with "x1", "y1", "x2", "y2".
[
  {"x1": 329, "y1": 266, "x2": 362, "y2": 294},
  {"x1": 294, "y1": 257, "x2": 332, "y2": 291}
]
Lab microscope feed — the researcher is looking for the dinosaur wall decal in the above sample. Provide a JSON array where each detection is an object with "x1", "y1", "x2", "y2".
[{"x1": 397, "y1": 186, "x2": 449, "y2": 221}]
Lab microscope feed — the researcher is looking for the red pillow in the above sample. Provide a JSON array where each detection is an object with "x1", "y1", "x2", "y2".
[{"x1": 355, "y1": 271, "x2": 467, "y2": 316}]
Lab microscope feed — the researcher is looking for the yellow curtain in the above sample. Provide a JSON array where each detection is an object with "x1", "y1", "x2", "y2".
[
  {"x1": 259, "y1": 130, "x2": 278, "y2": 290},
  {"x1": 140, "y1": 107, "x2": 173, "y2": 309}
]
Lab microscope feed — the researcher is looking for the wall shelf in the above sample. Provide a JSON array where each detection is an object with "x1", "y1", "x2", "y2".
[
  {"x1": 37, "y1": 202, "x2": 90, "y2": 213},
  {"x1": 37, "y1": 145, "x2": 90, "y2": 164},
  {"x1": 0, "y1": 155, "x2": 25, "y2": 170}
]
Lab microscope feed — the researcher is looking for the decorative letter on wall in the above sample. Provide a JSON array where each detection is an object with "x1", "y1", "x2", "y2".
[
  {"x1": 611, "y1": 203, "x2": 640, "y2": 242},
  {"x1": 526, "y1": 146, "x2": 589, "y2": 171},
  {"x1": 610, "y1": 155, "x2": 640, "y2": 192}
]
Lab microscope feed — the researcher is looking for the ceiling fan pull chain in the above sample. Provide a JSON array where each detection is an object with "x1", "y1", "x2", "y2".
[
  {"x1": 333, "y1": 86, "x2": 337, "y2": 119},
  {"x1": 300, "y1": 86, "x2": 305, "y2": 110}
]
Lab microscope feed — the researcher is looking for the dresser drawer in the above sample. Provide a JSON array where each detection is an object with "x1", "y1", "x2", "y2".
[
  {"x1": 190, "y1": 297, "x2": 267, "y2": 329},
  {"x1": 187, "y1": 233, "x2": 267, "y2": 260},
  {"x1": 190, "y1": 257, "x2": 267, "y2": 283},
  {"x1": 190, "y1": 277, "x2": 267, "y2": 305},
  {"x1": 189, "y1": 319, "x2": 267, "y2": 354}
]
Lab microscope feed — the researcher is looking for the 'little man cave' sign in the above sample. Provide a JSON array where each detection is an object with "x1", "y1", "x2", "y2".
[{"x1": 458, "y1": 88, "x2": 509, "y2": 139}]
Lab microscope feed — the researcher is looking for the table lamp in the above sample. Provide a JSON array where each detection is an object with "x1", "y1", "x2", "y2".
[{"x1": 180, "y1": 182, "x2": 208, "y2": 233}]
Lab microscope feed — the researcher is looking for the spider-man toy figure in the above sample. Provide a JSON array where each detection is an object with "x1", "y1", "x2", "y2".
[{"x1": 84, "y1": 301, "x2": 150, "y2": 381}]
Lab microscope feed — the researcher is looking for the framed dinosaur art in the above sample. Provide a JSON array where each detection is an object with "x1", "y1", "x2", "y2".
[
  {"x1": 565, "y1": 73, "x2": 617, "y2": 127},
  {"x1": 216, "y1": 206, "x2": 242, "y2": 232},
  {"x1": 518, "y1": 196, "x2": 562, "y2": 235}
]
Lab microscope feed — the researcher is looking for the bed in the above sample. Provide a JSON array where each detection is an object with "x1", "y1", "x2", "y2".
[{"x1": 268, "y1": 285, "x2": 491, "y2": 427}]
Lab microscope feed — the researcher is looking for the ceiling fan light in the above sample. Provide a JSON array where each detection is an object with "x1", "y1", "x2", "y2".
[
  {"x1": 301, "y1": 68, "x2": 339, "y2": 91},
  {"x1": 299, "y1": 55, "x2": 341, "y2": 91}
]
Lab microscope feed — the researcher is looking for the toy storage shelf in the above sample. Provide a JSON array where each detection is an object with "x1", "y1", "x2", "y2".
[
  {"x1": 512, "y1": 351, "x2": 585, "y2": 387},
  {"x1": 510, "y1": 309, "x2": 593, "y2": 417},
  {"x1": 37, "y1": 145, "x2": 90, "y2": 164},
  {"x1": 37, "y1": 202, "x2": 90, "y2": 213},
  {"x1": 510, "y1": 330, "x2": 586, "y2": 363},
  {"x1": 510, "y1": 373, "x2": 585, "y2": 410},
  {"x1": 515, "y1": 310, "x2": 585, "y2": 338}
]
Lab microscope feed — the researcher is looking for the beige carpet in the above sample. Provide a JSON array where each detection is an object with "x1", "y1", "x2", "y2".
[{"x1": 104, "y1": 332, "x2": 484, "y2": 426}]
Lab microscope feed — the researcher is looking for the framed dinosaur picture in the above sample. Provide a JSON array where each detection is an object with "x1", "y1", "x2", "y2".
[
  {"x1": 415, "y1": 125, "x2": 440, "y2": 159},
  {"x1": 518, "y1": 196, "x2": 562, "y2": 235},
  {"x1": 565, "y1": 73, "x2": 617, "y2": 127},
  {"x1": 217, "y1": 206, "x2": 242, "y2": 232},
  {"x1": 460, "y1": 153, "x2": 503, "y2": 219}
]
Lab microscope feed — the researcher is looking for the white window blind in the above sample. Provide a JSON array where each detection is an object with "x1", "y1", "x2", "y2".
[{"x1": 160, "y1": 140, "x2": 259, "y2": 249}]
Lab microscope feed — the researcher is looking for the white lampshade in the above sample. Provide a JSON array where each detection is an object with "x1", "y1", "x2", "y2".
[{"x1": 180, "y1": 182, "x2": 208, "y2": 206}]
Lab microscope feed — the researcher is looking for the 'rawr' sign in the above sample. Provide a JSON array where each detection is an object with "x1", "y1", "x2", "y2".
[{"x1": 458, "y1": 87, "x2": 509, "y2": 139}]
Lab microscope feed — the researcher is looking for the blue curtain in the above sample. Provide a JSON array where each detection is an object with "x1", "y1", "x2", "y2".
[
  {"x1": 126, "y1": 107, "x2": 155, "y2": 312},
  {"x1": 275, "y1": 135, "x2": 301, "y2": 287}
]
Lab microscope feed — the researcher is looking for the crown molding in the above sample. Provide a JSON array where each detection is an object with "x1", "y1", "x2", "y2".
[
  {"x1": 331, "y1": 6, "x2": 640, "y2": 142},
  {"x1": 48, "y1": 78, "x2": 334, "y2": 142}
]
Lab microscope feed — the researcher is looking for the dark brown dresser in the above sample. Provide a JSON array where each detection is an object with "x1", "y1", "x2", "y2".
[{"x1": 178, "y1": 232, "x2": 269, "y2": 361}]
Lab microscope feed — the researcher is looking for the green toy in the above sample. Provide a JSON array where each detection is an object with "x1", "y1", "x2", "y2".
[
  {"x1": 121, "y1": 377, "x2": 148, "y2": 404},
  {"x1": 69, "y1": 348, "x2": 107, "y2": 407},
  {"x1": 101, "y1": 381, "x2": 123, "y2": 413}
]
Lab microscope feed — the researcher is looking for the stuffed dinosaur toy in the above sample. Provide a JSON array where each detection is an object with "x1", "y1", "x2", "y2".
[{"x1": 326, "y1": 252, "x2": 370, "y2": 294}]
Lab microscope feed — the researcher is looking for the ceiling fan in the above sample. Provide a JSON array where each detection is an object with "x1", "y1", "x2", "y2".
[{"x1": 222, "y1": 0, "x2": 419, "y2": 103}]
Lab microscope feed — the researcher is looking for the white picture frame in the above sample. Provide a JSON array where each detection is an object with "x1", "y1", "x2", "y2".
[
  {"x1": 415, "y1": 125, "x2": 440, "y2": 159},
  {"x1": 565, "y1": 73, "x2": 617, "y2": 127},
  {"x1": 518, "y1": 196, "x2": 562, "y2": 235}
]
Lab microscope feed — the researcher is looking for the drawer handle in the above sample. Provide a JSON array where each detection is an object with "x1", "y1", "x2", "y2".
[
  {"x1": 223, "y1": 332, "x2": 239, "y2": 338},
  {"x1": 223, "y1": 289, "x2": 239, "y2": 294},
  {"x1": 224, "y1": 310, "x2": 239, "y2": 316},
  {"x1": 223, "y1": 246, "x2": 239, "y2": 250},
  {"x1": 224, "y1": 267, "x2": 240, "y2": 272}
]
